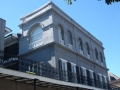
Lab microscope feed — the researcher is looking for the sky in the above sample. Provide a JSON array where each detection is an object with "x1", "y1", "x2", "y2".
[{"x1": 0, "y1": 0, "x2": 120, "y2": 76}]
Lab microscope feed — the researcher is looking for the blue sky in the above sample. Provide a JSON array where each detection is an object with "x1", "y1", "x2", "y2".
[{"x1": 0, "y1": 0, "x2": 120, "y2": 76}]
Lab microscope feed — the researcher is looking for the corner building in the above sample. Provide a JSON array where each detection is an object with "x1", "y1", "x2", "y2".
[{"x1": 1, "y1": 1, "x2": 109, "y2": 90}]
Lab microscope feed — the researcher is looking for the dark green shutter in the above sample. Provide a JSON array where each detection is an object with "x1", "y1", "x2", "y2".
[
  {"x1": 76, "y1": 66, "x2": 80, "y2": 83},
  {"x1": 87, "y1": 70, "x2": 90, "y2": 85},
  {"x1": 67, "y1": 62, "x2": 71, "y2": 82},
  {"x1": 93, "y1": 72, "x2": 96, "y2": 87},
  {"x1": 59, "y1": 59, "x2": 62, "y2": 80}
]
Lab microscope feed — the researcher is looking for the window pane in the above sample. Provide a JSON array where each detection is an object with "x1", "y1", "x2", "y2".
[{"x1": 30, "y1": 26, "x2": 42, "y2": 43}]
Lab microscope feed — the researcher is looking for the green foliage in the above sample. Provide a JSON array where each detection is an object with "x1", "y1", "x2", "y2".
[{"x1": 65, "y1": 0, "x2": 120, "y2": 5}]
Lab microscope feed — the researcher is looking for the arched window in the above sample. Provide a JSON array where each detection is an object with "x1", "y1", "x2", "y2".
[
  {"x1": 100, "y1": 52, "x2": 103, "y2": 63},
  {"x1": 68, "y1": 31, "x2": 72, "y2": 45},
  {"x1": 58, "y1": 25, "x2": 64, "y2": 45},
  {"x1": 86, "y1": 43, "x2": 90, "y2": 55},
  {"x1": 30, "y1": 26, "x2": 42, "y2": 43},
  {"x1": 95, "y1": 49, "x2": 98, "y2": 60},
  {"x1": 79, "y1": 38, "x2": 83, "y2": 51},
  {"x1": 58, "y1": 25, "x2": 64, "y2": 40}
]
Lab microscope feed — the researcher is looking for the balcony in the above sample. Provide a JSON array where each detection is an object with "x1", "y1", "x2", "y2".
[
  {"x1": 69, "y1": 44, "x2": 73, "y2": 50},
  {"x1": 87, "y1": 54, "x2": 90, "y2": 59},
  {"x1": 29, "y1": 40, "x2": 43, "y2": 49},
  {"x1": 0, "y1": 54, "x2": 108, "y2": 90},
  {"x1": 59, "y1": 39, "x2": 64, "y2": 45},
  {"x1": 80, "y1": 50, "x2": 83, "y2": 55}
]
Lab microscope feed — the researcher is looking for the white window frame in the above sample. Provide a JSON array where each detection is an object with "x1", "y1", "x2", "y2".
[
  {"x1": 71, "y1": 62, "x2": 76, "y2": 73},
  {"x1": 60, "y1": 58, "x2": 68, "y2": 81},
  {"x1": 89, "y1": 69, "x2": 94, "y2": 79},
  {"x1": 58, "y1": 26, "x2": 64, "y2": 45},
  {"x1": 103, "y1": 75, "x2": 107, "y2": 83},
  {"x1": 98, "y1": 73, "x2": 102, "y2": 82},
  {"x1": 81, "y1": 66, "x2": 87, "y2": 77},
  {"x1": 29, "y1": 26, "x2": 43, "y2": 49}
]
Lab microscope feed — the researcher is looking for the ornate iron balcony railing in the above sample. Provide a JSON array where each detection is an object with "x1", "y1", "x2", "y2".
[{"x1": 0, "y1": 55, "x2": 109, "y2": 89}]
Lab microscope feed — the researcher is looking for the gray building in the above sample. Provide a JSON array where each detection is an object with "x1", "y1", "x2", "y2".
[
  {"x1": 0, "y1": 1, "x2": 109, "y2": 90},
  {"x1": 0, "y1": 18, "x2": 12, "y2": 64}
]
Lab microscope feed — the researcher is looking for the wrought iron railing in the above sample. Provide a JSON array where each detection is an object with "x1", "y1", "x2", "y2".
[{"x1": 0, "y1": 54, "x2": 109, "y2": 89}]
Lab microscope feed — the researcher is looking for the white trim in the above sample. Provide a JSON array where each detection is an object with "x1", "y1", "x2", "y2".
[
  {"x1": 103, "y1": 75, "x2": 106, "y2": 77},
  {"x1": 89, "y1": 69, "x2": 94, "y2": 72},
  {"x1": 59, "y1": 58, "x2": 67, "y2": 63},
  {"x1": 81, "y1": 66, "x2": 86, "y2": 70},
  {"x1": 70, "y1": 62, "x2": 76, "y2": 66},
  {"x1": 98, "y1": 73, "x2": 102, "y2": 76}
]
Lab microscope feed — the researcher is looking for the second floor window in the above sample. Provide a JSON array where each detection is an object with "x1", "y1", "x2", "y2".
[
  {"x1": 68, "y1": 31, "x2": 73, "y2": 49},
  {"x1": 100, "y1": 52, "x2": 103, "y2": 63},
  {"x1": 86, "y1": 43, "x2": 90, "y2": 55},
  {"x1": 68, "y1": 31, "x2": 73, "y2": 45},
  {"x1": 30, "y1": 26, "x2": 42, "y2": 43},
  {"x1": 95, "y1": 49, "x2": 98, "y2": 60},
  {"x1": 79, "y1": 38, "x2": 83, "y2": 55},
  {"x1": 58, "y1": 25, "x2": 64, "y2": 45}
]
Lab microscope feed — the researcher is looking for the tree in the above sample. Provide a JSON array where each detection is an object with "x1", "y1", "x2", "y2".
[{"x1": 64, "y1": 0, "x2": 120, "y2": 5}]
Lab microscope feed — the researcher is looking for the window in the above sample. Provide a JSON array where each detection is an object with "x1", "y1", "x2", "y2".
[
  {"x1": 95, "y1": 49, "x2": 98, "y2": 63},
  {"x1": 103, "y1": 76, "x2": 107, "y2": 83},
  {"x1": 100, "y1": 52, "x2": 103, "y2": 64},
  {"x1": 71, "y1": 63, "x2": 77, "y2": 82},
  {"x1": 89, "y1": 70, "x2": 94, "y2": 79},
  {"x1": 81, "y1": 67, "x2": 87, "y2": 85},
  {"x1": 68, "y1": 31, "x2": 73, "y2": 49},
  {"x1": 60, "y1": 58, "x2": 68, "y2": 81},
  {"x1": 86, "y1": 43, "x2": 90, "y2": 59},
  {"x1": 71, "y1": 63, "x2": 76, "y2": 74},
  {"x1": 30, "y1": 26, "x2": 42, "y2": 43},
  {"x1": 79, "y1": 38, "x2": 83, "y2": 55},
  {"x1": 98, "y1": 73, "x2": 103, "y2": 88},
  {"x1": 95, "y1": 49, "x2": 98, "y2": 60},
  {"x1": 29, "y1": 26, "x2": 43, "y2": 49},
  {"x1": 98, "y1": 73, "x2": 102, "y2": 82},
  {"x1": 81, "y1": 67, "x2": 87, "y2": 77},
  {"x1": 58, "y1": 25, "x2": 64, "y2": 45}
]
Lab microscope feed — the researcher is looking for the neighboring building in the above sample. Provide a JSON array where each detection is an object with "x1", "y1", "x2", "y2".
[
  {"x1": 0, "y1": 1, "x2": 109, "y2": 90},
  {"x1": 108, "y1": 72, "x2": 120, "y2": 90},
  {"x1": 108, "y1": 72, "x2": 119, "y2": 81},
  {"x1": 0, "y1": 18, "x2": 12, "y2": 65}
]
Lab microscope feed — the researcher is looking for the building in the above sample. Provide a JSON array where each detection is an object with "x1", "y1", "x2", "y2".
[
  {"x1": 0, "y1": 1, "x2": 109, "y2": 90},
  {"x1": 108, "y1": 72, "x2": 120, "y2": 90}
]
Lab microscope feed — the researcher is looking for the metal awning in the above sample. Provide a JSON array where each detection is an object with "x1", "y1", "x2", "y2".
[
  {"x1": 5, "y1": 27, "x2": 12, "y2": 35},
  {"x1": 4, "y1": 33, "x2": 18, "y2": 47}
]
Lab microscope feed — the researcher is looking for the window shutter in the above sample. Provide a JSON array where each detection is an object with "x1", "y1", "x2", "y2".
[
  {"x1": 93, "y1": 72, "x2": 96, "y2": 87},
  {"x1": 59, "y1": 59, "x2": 62, "y2": 70},
  {"x1": 80, "y1": 67, "x2": 83, "y2": 83},
  {"x1": 97, "y1": 74, "x2": 100, "y2": 87},
  {"x1": 76, "y1": 66, "x2": 80, "y2": 83},
  {"x1": 59, "y1": 59, "x2": 62, "y2": 80},
  {"x1": 102, "y1": 76, "x2": 105, "y2": 88},
  {"x1": 87, "y1": 70, "x2": 90, "y2": 85},
  {"x1": 67, "y1": 62, "x2": 71, "y2": 82}
]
